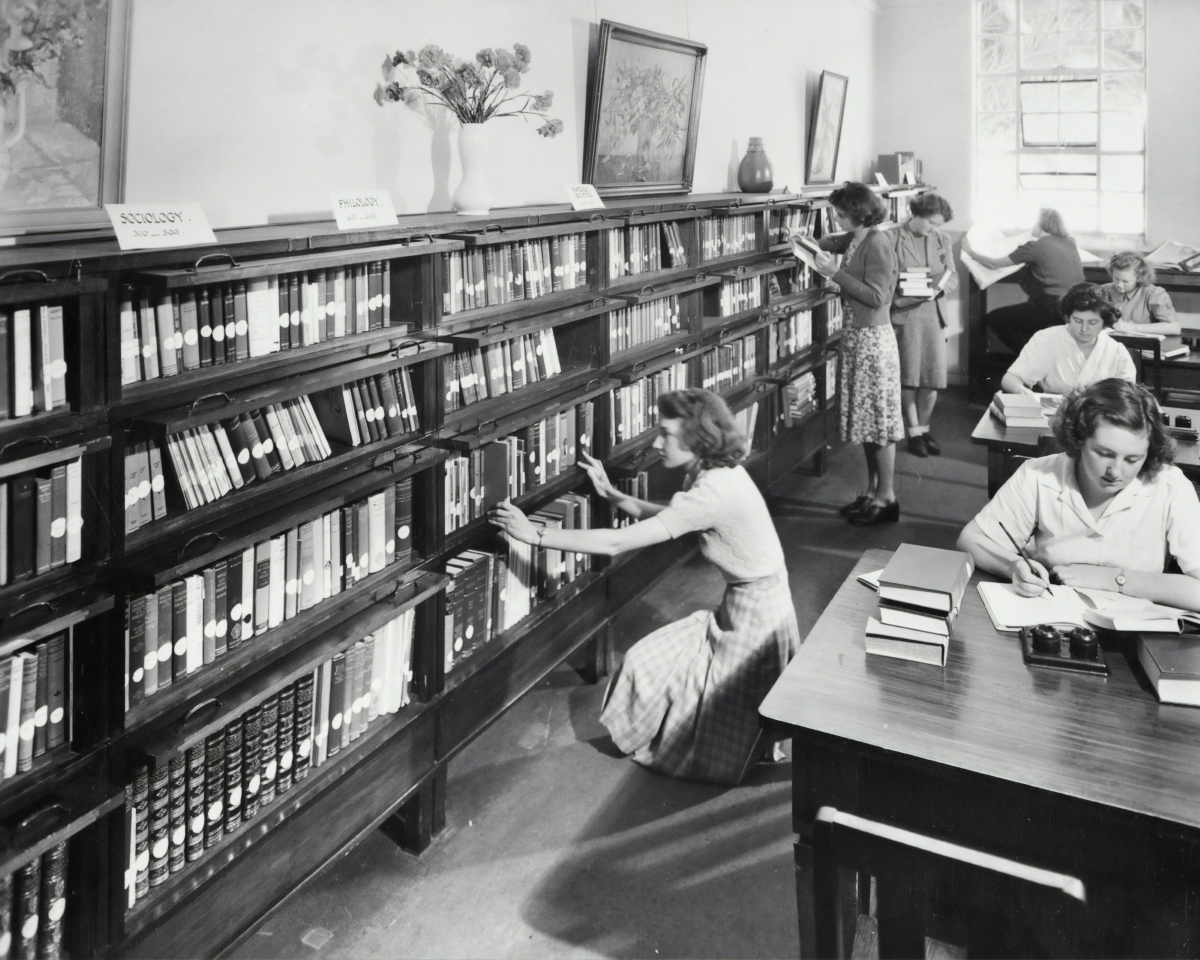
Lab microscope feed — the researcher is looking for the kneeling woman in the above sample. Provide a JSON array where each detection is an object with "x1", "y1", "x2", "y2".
[
  {"x1": 490, "y1": 389, "x2": 800, "y2": 785},
  {"x1": 958, "y1": 379, "x2": 1200, "y2": 608}
]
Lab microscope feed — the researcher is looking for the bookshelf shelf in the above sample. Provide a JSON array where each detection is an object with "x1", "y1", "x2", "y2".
[{"x1": 438, "y1": 363, "x2": 597, "y2": 437}]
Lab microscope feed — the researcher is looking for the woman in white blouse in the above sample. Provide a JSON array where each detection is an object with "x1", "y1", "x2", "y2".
[
  {"x1": 959, "y1": 379, "x2": 1200, "y2": 609},
  {"x1": 1000, "y1": 283, "x2": 1136, "y2": 397}
]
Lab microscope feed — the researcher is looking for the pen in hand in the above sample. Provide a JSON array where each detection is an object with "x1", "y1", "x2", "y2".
[{"x1": 998, "y1": 521, "x2": 1055, "y2": 596}]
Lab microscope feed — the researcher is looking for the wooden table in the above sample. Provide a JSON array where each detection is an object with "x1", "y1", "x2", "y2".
[
  {"x1": 760, "y1": 547, "x2": 1200, "y2": 958},
  {"x1": 970, "y1": 406, "x2": 1200, "y2": 497}
]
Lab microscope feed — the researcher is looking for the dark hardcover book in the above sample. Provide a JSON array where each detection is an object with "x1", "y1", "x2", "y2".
[
  {"x1": 231, "y1": 414, "x2": 270, "y2": 482},
  {"x1": 382, "y1": 264, "x2": 391, "y2": 326},
  {"x1": 213, "y1": 559, "x2": 229, "y2": 658},
  {"x1": 197, "y1": 288, "x2": 214, "y2": 367},
  {"x1": 127, "y1": 594, "x2": 146, "y2": 709},
  {"x1": 241, "y1": 705, "x2": 262, "y2": 821},
  {"x1": 48, "y1": 463, "x2": 66, "y2": 569},
  {"x1": 0, "y1": 660, "x2": 9, "y2": 773},
  {"x1": 16, "y1": 651, "x2": 37, "y2": 773},
  {"x1": 134, "y1": 443, "x2": 151, "y2": 530},
  {"x1": 222, "y1": 285, "x2": 237, "y2": 363},
  {"x1": 147, "y1": 441, "x2": 168, "y2": 520},
  {"x1": 577, "y1": 401, "x2": 595, "y2": 457},
  {"x1": 147, "y1": 762, "x2": 169, "y2": 887},
  {"x1": 185, "y1": 741, "x2": 205, "y2": 862},
  {"x1": 171, "y1": 581, "x2": 188, "y2": 683},
  {"x1": 309, "y1": 386, "x2": 358, "y2": 446},
  {"x1": 224, "y1": 717, "x2": 244, "y2": 834},
  {"x1": 879, "y1": 544, "x2": 975, "y2": 616},
  {"x1": 155, "y1": 585, "x2": 173, "y2": 689},
  {"x1": 226, "y1": 551, "x2": 244, "y2": 650},
  {"x1": 254, "y1": 540, "x2": 271, "y2": 637},
  {"x1": 328, "y1": 654, "x2": 346, "y2": 758},
  {"x1": 395, "y1": 477, "x2": 413, "y2": 567},
  {"x1": 202, "y1": 566, "x2": 217, "y2": 665},
  {"x1": 33, "y1": 476, "x2": 52, "y2": 576},
  {"x1": 9, "y1": 476, "x2": 35, "y2": 582},
  {"x1": 364, "y1": 377, "x2": 387, "y2": 438},
  {"x1": 222, "y1": 416, "x2": 258, "y2": 486},
  {"x1": 258, "y1": 694, "x2": 279, "y2": 806},
  {"x1": 32, "y1": 642, "x2": 47, "y2": 758},
  {"x1": 167, "y1": 754, "x2": 186, "y2": 875},
  {"x1": 144, "y1": 578, "x2": 160, "y2": 698},
  {"x1": 179, "y1": 291, "x2": 200, "y2": 370},
  {"x1": 348, "y1": 642, "x2": 365, "y2": 741},
  {"x1": 45, "y1": 632, "x2": 66, "y2": 750},
  {"x1": 0, "y1": 308, "x2": 9, "y2": 419},
  {"x1": 276, "y1": 684, "x2": 296, "y2": 794},
  {"x1": 14, "y1": 852, "x2": 40, "y2": 958},
  {"x1": 233, "y1": 281, "x2": 250, "y2": 360},
  {"x1": 171, "y1": 293, "x2": 185, "y2": 373},
  {"x1": 340, "y1": 505, "x2": 356, "y2": 584},
  {"x1": 382, "y1": 482, "x2": 396, "y2": 568},
  {"x1": 284, "y1": 526, "x2": 299, "y2": 621},
  {"x1": 348, "y1": 380, "x2": 373, "y2": 444},
  {"x1": 131, "y1": 763, "x2": 150, "y2": 896},
  {"x1": 204, "y1": 730, "x2": 226, "y2": 848},
  {"x1": 368, "y1": 261, "x2": 382, "y2": 330},
  {"x1": 277, "y1": 276, "x2": 290, "y2": 352},
  {"x1": 207, "y1": 285, "x2": 225, "y2": 366},
  {"x1": 249, "y1": 409, "x2": 283, "y2": 475},
  {"x1": 288, "y1": 274, "x2": 301, "y2": 350},
  {"x1": 38, "y1": 839, "x2": 67, "y2": 958},
  {"x1": 293, "y1": 673, "x2": 314, "y2": 782}
]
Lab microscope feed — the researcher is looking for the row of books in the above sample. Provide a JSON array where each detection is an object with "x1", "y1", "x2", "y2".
[
  {"x1": 118, "y1": 264, "x2": 394, "y2": 384},
  {"x1": 1, "y1": 459, "x2": 83, "y2": 585},
  {"x1": 786, "y1": 371, "x2": 817, "y2": 423},
  {"x1": 698, "y1": 334, "x2": 757, "y2": 394},
  {"x1": 309, "y1": 366, "x2": 421, "y2": 448},
  {"x1": 440, "y1": 235, "x2": 587, "y2": 316},
  {"x1": 773, "y1": 208, "x2": 823, "y2": 244},
  {"x1": 608, "y1": 297, "x2": 682, "y2": 355},
  {"x1": 163, "y1": 397, "x2": 331, "y2": 513},
  {"x1": 123, "y1": 479, "x2": 413, "y2": 710},
  {"x1": 0, "y1": 633, "x2": 68, "y2": 780},
  {"x1": 444, "y1": 493, "x2": 593, "y2": 670},
  {"x1": 605, "y1": 223, "x2": 688, "y2": 279},
  {"x1": 768, "y1": 309, "x2": 814, "y2": 366},
  {"x1": 768, "y1": 260, "x2": 815, "y2": 297},
  {"x1": 442, "y1": 401, "x2": 595, "y2": 533},
  {"x1": 718, "y1": 277, "x2": 763, "y2": 317},
  {"x1": 611, "y1": 471, "x2": 649, "y2": 528},
  {"x1": 827, "y1": 298, "x2": 844, "y2": 335},
  {"x1": 0, "y1": 304, "x2": 67, "y2": 420},
  {"x1": 126, "y1": 610, "x2": 415, "y2": 903},
  {"x1": 608, "y1": 363, "x2": 688, "y2": 446},
  {"x1": 0, "y1": 838, "x2": 68, "y2": 959},
  {"x1": 444, "y1": 329, "x2": 562, "y2": 413},
  {"x1": 701, "y1": 214, "x2": 758, "y2": 261}
]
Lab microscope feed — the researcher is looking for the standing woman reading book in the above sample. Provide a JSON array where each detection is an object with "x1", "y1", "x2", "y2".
[
  {"x1": 958, "y1": 379, "x2": 1200, "y2": 608},
  {"x1": 797, "y1": 182, "x2": 903, "y2": 525},
  {"x1": 489, "y1": 389, "x2": 800, "y2": 785}
]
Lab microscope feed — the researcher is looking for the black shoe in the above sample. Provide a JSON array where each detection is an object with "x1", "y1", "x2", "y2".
[
  {"x1": 907, "y1": 435, "x2": 929, "y2": 457},
  {"x1": 849, "y1": 500, "x2": 900, "y2": 526},
  {"x1": 924, "y1": 434, "x2": 941, "y2": 456},
  {"x1": 840, "y1": 494, "x2": 872, "y2": 517}
]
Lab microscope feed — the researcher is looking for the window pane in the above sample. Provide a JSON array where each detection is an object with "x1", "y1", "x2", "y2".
[
  {"x1": 1101, "y1": 154, "x2": 1143, "y2": 192},
  {"x1": 1060, "y1": 113, "x2": 1099, "y2": 145},
  {"x1": 1019, "y1": 154, "x2": 1097, "y2": 173},
  {"x1": 979, "y1": 153, "x2": 1018, "y2": 187},
  {"x1": 977, "y1": 182, "x2": 1020, "y2": 229},
  {"x1": 1102, "y1": 29, "x2": 1144, "y2": 68},
  {"x1": 1060, "y1": 0, "x2": 1099, "y2": 30},
  {"x1": 1101, "y1": 0, "x2": 1144, "y2": 29},
  {"x1": 1102, "y1": 72, "x2": 1144, "y2": 110},
  {"x1": 980, "y1": 76, "x2": 1018, "y2": 111},
  {"x1": 1102, "y1": 111, "x2": 1144, "y2": 150},
  {"x1": 1022, "y1": 114, "x2": 1059, "y2": 146},
  {"x1": 1060, "y1": 79, "x2": 1098, "y2": 110},
  {"x1": 1020, "y1": 173, "x2": 1097, "y2": 191},
  {"x1": 1021, "y1": 0, "x2": 1059, "y2": 32},
  {"x1": 980, "y1": 35, "x2": 1018, "y2": 72},
  {"x1": 1100, "y1": 192, "x2": 1144, "y2": 233},
  {"x1": 1021, "y1": 32, "x2": 1060, "y2": 68},
  {"x1": 980, "y1": 0, "x2": 1018, "y2": 32},
  {"x1": 980, "y1": 113, "x2": 1018, "y2": 151},
  {"x1": 1020, "y1": 80, "x2": 1058, "y2": 111},
  {"x1": 1060, "y1": 31, "x2": 1099, "y2": 67}
]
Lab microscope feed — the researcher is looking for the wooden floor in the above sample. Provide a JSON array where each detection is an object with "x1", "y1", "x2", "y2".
[{"x1": 226, "y1": 388, "x2": 992, "y2": 960}]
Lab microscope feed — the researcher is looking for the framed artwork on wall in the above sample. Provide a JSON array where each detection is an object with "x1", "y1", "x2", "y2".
[
  {"x1": 583, "y1": 20, "x2": 706, "y2": 199},
  {"x1": 0, "y1": 0, "x2": 131, "y2": 234},
  {"x1": 806, "y1": 70, "x2": 848, "y2": 186}
]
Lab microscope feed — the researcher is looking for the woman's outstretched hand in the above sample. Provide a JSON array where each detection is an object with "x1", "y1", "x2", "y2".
[
  {"x1": 488, "y1": 499, "x2": 538, "y2": 544},
  {"x1": 811, "y1": 248, "x2": 839, "y2": 277},
  {"x1": 579, "y1": 451, "x2": 618, "y2": 501}
]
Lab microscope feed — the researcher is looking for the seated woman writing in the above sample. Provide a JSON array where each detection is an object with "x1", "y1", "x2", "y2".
[
  {"x1": 489, "y1": 388, "x2": 800, "y2": 785},
  {"x1": 1000, "y1": 283, "x2": 1135, "y2": 397},
  {"x1": 1103, "y1": 251, "x2": 1181, "y2": 336},
  {"x1": 958, "y1": 379, "x2": 1200, "y2": 610}
]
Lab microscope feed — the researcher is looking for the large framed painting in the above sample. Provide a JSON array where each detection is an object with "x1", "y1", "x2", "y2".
[
  {"x1": 0, "y1": 0, "x2": 131, "y2": 234},
  {"x1": 806, "y1": 70, "x2": 848, "y2": 186},
  {"x1": 583, "y1": 20, "x2": 706, "y2": 199}
]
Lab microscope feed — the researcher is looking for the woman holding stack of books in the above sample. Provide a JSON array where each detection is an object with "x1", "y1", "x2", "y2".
[{"x1": 889, "y1": 192, "x2": 957, "y2": 458}]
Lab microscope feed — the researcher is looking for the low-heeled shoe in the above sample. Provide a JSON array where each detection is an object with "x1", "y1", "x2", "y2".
[
  {"x1": 849, "y1": 500, "x2": 900, "y2": 526},
  {"x1": 839, "y1": 494, "x2": 872, "y2": 517},
  {"x1": 907, "y1": 435, "x2": 929, "y2": 457},
  {"x1": 924, "y1": 434, "x2": 941, "y2": 455}
]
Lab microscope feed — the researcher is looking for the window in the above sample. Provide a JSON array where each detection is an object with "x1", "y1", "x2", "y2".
[{"x1": 975, "y1": 0, "x2": 1146, "y2": 238}]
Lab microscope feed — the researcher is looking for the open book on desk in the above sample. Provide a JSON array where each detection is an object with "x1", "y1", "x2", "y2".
[{"x1": 978, "y1": 581, "x2": 1200, "y2": 633}]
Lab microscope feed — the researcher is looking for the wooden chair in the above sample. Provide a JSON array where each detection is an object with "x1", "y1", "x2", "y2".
[
  {"x1": 812, "y1": 806, "x2": 1089, "y2": 959},
  {"x1": 1109, "y1": 333, "x2": 1163, "y2": 399}
]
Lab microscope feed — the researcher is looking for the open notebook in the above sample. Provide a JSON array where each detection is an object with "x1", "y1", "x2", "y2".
[{"x1": 978, "y1": 581, "x2": 1200, "y2": 633}]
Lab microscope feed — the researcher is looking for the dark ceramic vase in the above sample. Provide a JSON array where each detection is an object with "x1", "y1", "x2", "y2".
[{"x1": 737, "y1": 137, "x2": 773, "y2": 193}]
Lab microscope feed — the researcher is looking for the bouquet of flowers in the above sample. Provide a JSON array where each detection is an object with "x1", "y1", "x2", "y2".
[
  {"x1": 375, "y1": 43, "x2": 563, "y2": 138},
  {"x1": 0, "y1": 0, "x2": 88, "y2": 99}
]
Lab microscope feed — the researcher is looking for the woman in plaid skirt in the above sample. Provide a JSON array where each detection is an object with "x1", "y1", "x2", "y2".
[{"x1": 490, "y1": 389, "x2": 800, "y2": 785}]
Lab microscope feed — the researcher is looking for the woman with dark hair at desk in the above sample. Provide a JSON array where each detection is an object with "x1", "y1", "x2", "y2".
[
  {"x1": 1000, "y1": 282, "x2": 1135, "y2": 397},
  {"x1": 797, "y1": 181, "x2": 902, "y2": 525},
  {"x1": 963, "y1": 207, "x2": 1085, "y2": 354},
  {"x1": 490, "y1": 388, "x2": 800, "y2": 785},
  {"x1": 1103, "y1": 251, "x2": 1181, "y2": 335},
  {"x1": 958, "y1": 378, "x2": 1200, "y2": 607}
]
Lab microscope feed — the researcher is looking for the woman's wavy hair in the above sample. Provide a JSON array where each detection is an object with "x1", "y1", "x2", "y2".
[
  {"x1": 1052, "y1": 378, "x2": 1175, "y2": 479},
  {"x1": 657, "y1": 388, "x2": 747, "y2": 469},
  {"x1": 1107, "y1": 250, "x2": 1156, "y2": 286},
  {"x1": 829, "y1": 181, "x2": 888, "y2": 228},
  {"x1": 1037, "y1": 207, "x2": 1071, "y2": 239},
  {"x1": 1060, "y1": 282, "x2": 1120, "y2": 327},
  {"x1": 909, "y1": 192, "x2": 954, "y2": 223}
]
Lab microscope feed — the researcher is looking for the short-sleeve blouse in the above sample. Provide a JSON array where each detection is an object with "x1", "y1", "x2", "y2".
[
  {"x1": 971, "y1": 453, "x2": 1200, "y2": 575},
  {"x1": 654, "y1": 465, "x2": 786, "y2": 582},
  {"x1": 1006, "y1": 326, "x2": 1137, "y2": 394}
]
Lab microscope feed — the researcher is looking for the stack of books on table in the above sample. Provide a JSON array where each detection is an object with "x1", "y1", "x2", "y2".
[
  {"x1": 988, "y1": 392, "x2": 1056, "y2": 428},
  {"x1": 865, "y1": 544, "x2": 974, "y2": 666},
  {"x1": 898, "y1": 268, "x2": 934, "y2": 298}
]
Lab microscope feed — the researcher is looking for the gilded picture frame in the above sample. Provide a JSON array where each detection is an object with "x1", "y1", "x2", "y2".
[{"x1": 806, "y1": 70, "x2": 848, "y2": 186}]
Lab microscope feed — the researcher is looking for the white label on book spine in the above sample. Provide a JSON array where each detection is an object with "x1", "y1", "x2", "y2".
[
  {"x1": 106, "y1": 203, "x2": 217, "y2": 250},
  {"x1": 330, "y1": 190, "x2": 399, "y2": 230}
]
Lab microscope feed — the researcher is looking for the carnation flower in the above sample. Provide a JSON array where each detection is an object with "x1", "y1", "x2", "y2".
[
  {"x1": 513, "y1": 44, "x2": 531, "y2": 70},
  {"x1": 531, "y1": 90, "x2": 553, "y2": 112},
  {"x1": 475, "y1": 48, "x2": 494, "y2": 67},
  {"x1": 536, "y1": 118, "x2": 564, "y2": 138}
]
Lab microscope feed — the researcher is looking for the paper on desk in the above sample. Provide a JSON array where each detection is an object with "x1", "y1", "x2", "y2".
[
  {"x1": 978, "y1": 581, "x2": 1200, "y2": 633},
  {"x1": 961, "y1": 250, "x2": 1025, "y2": 290},
  {"x1": 960, "y1": 224, "x2": 1028, "y2": 288},
  {"x1": 1146, "y1": 240, "x2": 1200, "y2": 266}
]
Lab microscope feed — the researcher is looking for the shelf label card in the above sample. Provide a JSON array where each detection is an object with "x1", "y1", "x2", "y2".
[
  {"x1": 105, "y1": 203, "x2": 217, "y2": 250},
  {"x1": 331, "y1": 190, "x2": 399, "y2": 230},
  {"x1": 567, "y1": 184, "x2": 605, "y2": 211}
]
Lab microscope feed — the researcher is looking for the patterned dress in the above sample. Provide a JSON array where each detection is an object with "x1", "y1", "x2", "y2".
[
  {"x1": 600, "y1": 465, "x2": 801, "y2": 785},
  {"x1": 839, "y1": 233, "x2": 906, "y2": 445}
]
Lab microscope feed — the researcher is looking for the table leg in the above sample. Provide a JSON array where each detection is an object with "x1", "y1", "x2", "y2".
[
  {"x1": 987, "y1": 447, "x2": 1006, "y2": 499},
  {"x1": 795, "y1": 840, "x2": 818, "y2": 958}
]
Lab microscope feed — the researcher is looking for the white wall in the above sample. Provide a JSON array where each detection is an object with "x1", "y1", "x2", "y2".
[{"x1": 123, "y1": 0, "x2": 881, "y2": 227}]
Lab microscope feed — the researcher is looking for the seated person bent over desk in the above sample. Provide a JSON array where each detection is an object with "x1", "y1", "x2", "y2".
[
  {"x1": 1000, "y1": 282, "x2": 1136, "y2": 397},
  {"x1": 1103, "y1": 250, "x2": 1181, "y2": 336},
  {"x1": 958, "y1": 379, "x2": 1200, "y2": 609}
]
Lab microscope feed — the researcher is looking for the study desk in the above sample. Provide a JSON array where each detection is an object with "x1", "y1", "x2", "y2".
[
  {"x1": 970, "y1": 406, "x2": 1200, "y2": 497},
  {"x1": 759, "y1": 547, "x2": 1200, "y2": 958}
]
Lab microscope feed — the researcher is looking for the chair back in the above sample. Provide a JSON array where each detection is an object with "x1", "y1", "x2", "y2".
[{"x1": 1109, "y1": 333, "x2": 1163, "y2": 399}]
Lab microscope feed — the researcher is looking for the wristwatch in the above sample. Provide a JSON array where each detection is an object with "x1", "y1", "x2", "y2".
[{"x1": 1115, "y1": 569, "x2": 1127, "y2": 593}]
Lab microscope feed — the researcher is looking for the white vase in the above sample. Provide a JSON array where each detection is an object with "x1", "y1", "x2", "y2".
[{"x1": 453, "y1": 123, "x2": 492, "y2": 216}]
